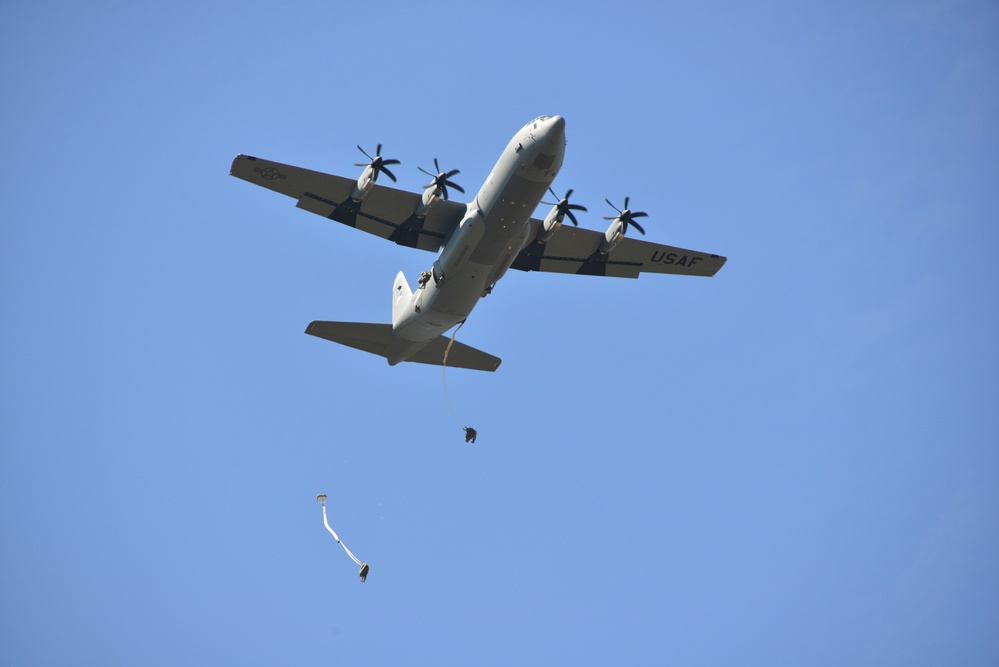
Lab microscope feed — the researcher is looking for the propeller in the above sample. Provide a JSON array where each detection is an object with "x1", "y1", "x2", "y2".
[
  {"x1": 603, "y1": 196, "x2": 648, "y2": 235},
  {"x1": 541, "y1": 187, "x2": 588, "y2": 226},
  {"x1": 354, "y1": 144, "x2": 400, "y2": 183},
  {"x1": 418, "y1": 158, "x2": 464, "y2": 200}
]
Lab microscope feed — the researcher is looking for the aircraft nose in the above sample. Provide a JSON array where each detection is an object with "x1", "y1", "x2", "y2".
[
  {"x1": 548, "y1": 115, "x2": 565, "y2": 138},
  {"x1": 537, "y1": 115, "x2": 564, "y2": 148},
  {"x1": 534, "y1": 115, "x2": 566, "y2": 173}
]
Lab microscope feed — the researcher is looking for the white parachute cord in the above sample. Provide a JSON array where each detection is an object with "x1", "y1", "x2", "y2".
[
  {"x1": 441, "y1": 320, "x2": 466, "y2": 428},
  {"x1": 322, "y1": 503, "x2": 363, "y2": 566}
]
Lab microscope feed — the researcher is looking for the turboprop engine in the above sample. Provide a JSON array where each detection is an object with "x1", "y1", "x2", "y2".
[
  {"x1": 414, "y1": 159, "x2": 464, "y2": 219},
  {"x1": 601, "y1": 217, "x2": 625, "y2": 254},
  {"x1": 536, "y1": 188, "x2": 587, "y2": 244},
  {"x1": 351, "y1": 144, "x2": 399, "y2": 202},
  {"x1": 599, "y1": 197, "x2": 648, "y2": 254}
]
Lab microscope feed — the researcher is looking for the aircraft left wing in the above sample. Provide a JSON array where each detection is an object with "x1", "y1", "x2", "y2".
[
  {"x1": 229, "y1": 155, "x2": 467, "y2": 252},
  {"x1": 510, "y1": 219, "x2": 727, "y2": 279}
]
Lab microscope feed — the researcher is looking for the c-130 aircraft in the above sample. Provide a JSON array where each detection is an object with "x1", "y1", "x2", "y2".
[{"x1": 230, "y1": 115, "x2": 726, "y2": 371}]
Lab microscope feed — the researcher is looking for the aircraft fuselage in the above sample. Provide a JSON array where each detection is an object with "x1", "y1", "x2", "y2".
[{"x1": 388, "y1": 115, "x2": 566, "y2": 359}]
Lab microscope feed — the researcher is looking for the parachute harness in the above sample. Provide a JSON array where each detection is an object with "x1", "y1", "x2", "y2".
[
  {"x1": 316, "y1": 494, "x2": 368, "y2": 582},
  {"x1": 442, "y1": 320, "x2": 476, "y2": 441}
]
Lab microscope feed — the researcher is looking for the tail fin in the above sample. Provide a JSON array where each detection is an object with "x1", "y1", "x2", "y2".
[{"x1": 392, "y1": 271, "x2": 414, "y2": 329}]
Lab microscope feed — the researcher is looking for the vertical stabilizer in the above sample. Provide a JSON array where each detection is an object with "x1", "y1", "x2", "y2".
[{"x1": 392, "y1": 271, "x2": 415, "y2": 329}]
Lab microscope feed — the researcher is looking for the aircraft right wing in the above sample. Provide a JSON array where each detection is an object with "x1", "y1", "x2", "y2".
[
  {"x1": 230, "y1": 154, "x2": 467, "y2": 252},
  {"x1": 510, "y1": 219, "x2": 727, "y2": 279}
]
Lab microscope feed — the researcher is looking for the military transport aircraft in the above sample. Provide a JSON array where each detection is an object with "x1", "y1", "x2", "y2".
[{"x1": 230, "y1": 115, "x2": 726, "y2": 372}]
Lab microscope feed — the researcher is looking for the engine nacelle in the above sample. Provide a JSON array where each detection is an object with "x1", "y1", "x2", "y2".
[
  {"x1": 535, "y1": 205, "x2": 564, "y2": 244},
  {"x1": 351, "y1": 165, "x2": 377, "y2": 202},
  {"x1": 414, "y1": 185, "x2": 443, "y2": 219},
  {"x1": 432, "y1": 208, "x2": 484, "y2": 285},
  {"x1": 600, "y1": 218, "x2": 625, "y2": 254}
]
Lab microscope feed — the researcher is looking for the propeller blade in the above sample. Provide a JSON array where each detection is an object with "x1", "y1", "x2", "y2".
[
  {"x1": 630, "y1": 219, "x2": 646, "y2": 235},
  {"x1": 543, "y1": 189, "x2": 584, "y2": 222},
  {"x1": 624, "y1": 196, "x2": 630, "y2": 210},
  {"x1": 631, "y1": 211, "x2": 648, "y2": 218},
  {"x1": 357, "y1": 145, "x2": 399, "y2": 176},
  {"x1": 605, "y1": 198, "x2": 621, "y2": 214},
  {"x1": 419, "y1": 159, "x2": 461, "y2": 194}
]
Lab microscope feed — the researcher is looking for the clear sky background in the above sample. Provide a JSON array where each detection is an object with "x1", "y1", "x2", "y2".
[{"x1": 2, "y1": 1, "x2": 997, "y2": 665}]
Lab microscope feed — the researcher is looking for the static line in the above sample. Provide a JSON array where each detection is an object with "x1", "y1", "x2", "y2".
[{"x1": 441, "y1": 320, "x2": 466, "y2": 428}]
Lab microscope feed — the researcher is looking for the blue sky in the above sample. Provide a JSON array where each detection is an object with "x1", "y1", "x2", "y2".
[{"x1": 2, "y1": 1, "x2": 997, "y2": 664}]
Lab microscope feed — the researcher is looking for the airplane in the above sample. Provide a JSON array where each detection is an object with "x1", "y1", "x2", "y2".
[{"x1": 230, "y1": 115, "x2": 726, "y2": 372}]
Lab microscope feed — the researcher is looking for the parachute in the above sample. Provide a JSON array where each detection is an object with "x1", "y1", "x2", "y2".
[{"x1": 316, "y1": 494, "x2": 368, "y2": 583}]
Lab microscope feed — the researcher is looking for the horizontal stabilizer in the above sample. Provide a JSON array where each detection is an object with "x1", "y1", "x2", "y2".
[{"x1": 305, "y1": 321, "x2": 501, "y2": 372}]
